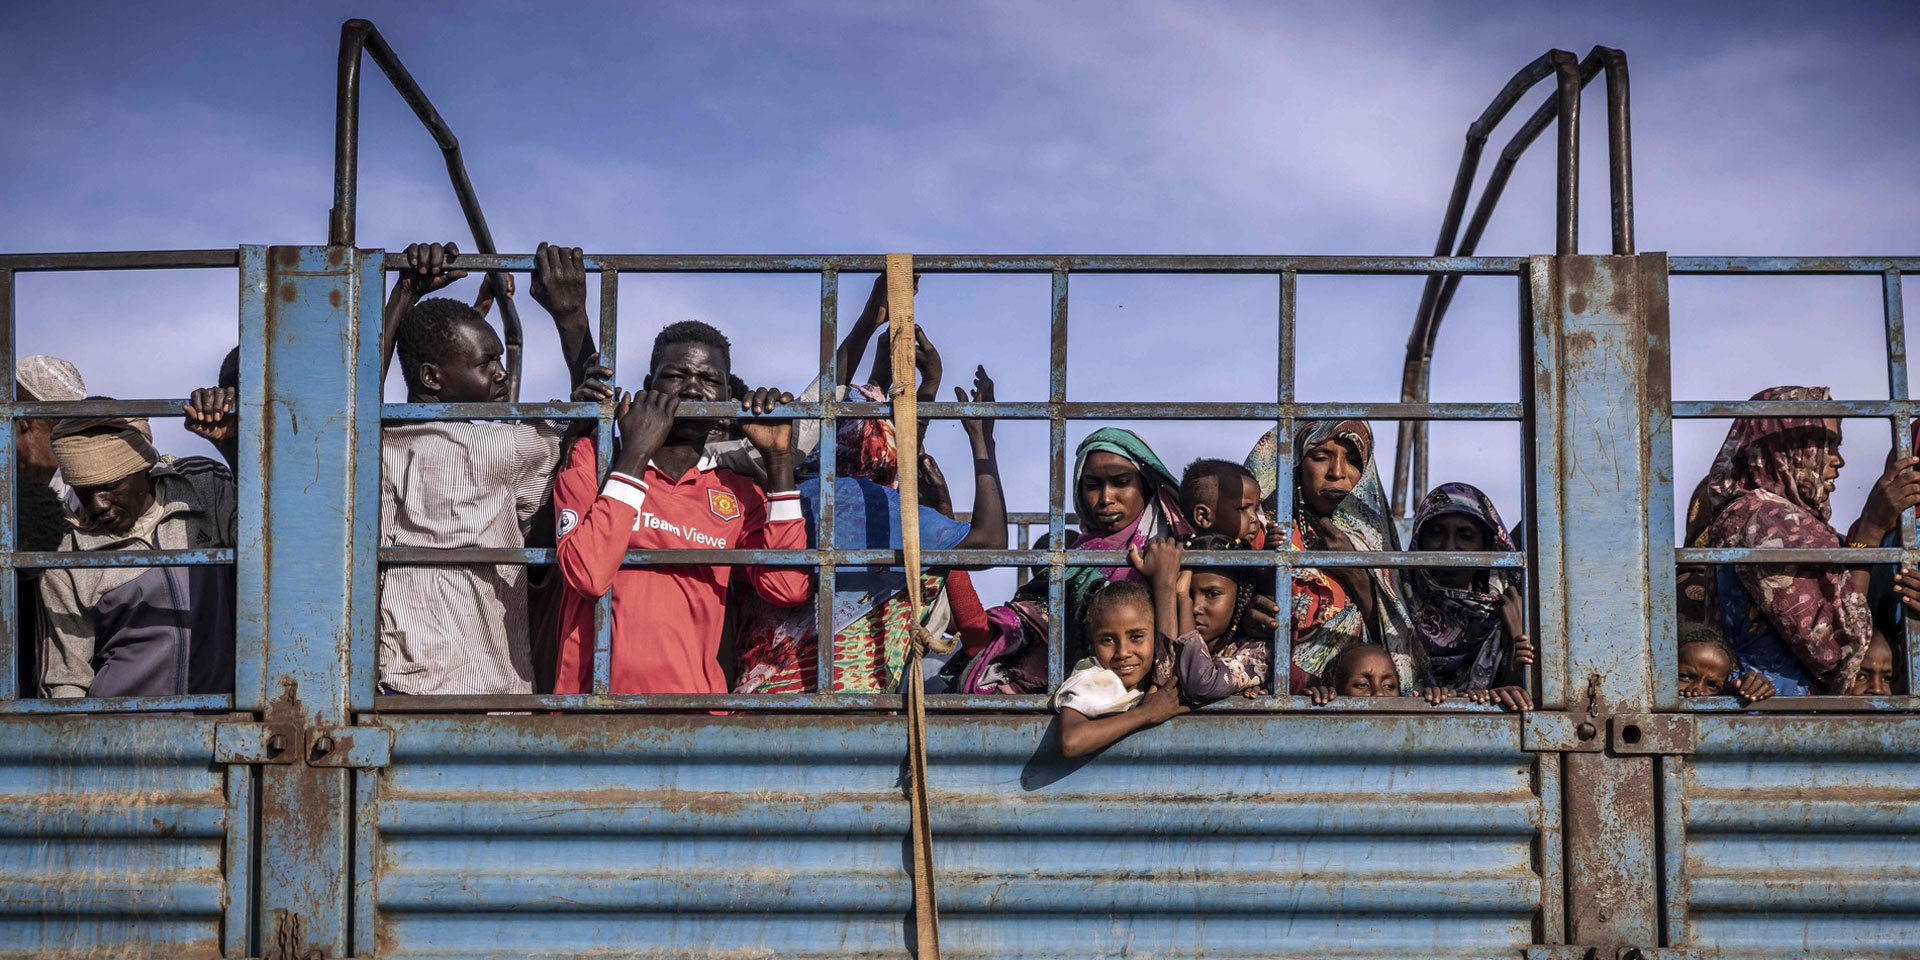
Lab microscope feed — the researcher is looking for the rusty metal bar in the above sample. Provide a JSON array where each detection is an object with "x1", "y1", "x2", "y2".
[
  {"x1": 1672, "y1": 398, "x2": 1920, "y2": 418},
  {"x1": 0, "y1": 693, "x2": 235, "y2": 714},
  {"x1": 1046, "y1": 270, "x2": 1068, "y2": 689},
  {"x1": 376, "y1": 251, "x2": 1532, "y2": 275},
  {"x1": 591, "y1": 270, "x2": 619, "y2": 696},
  {"x1": 1275, "y1": 270, "x2": 1297, "y2": 693},
  {"x1": 334, "y1": 19, "x2": 523, "y2": 397},
  {"x1": 1552, "y1": 53, "x2": 1581, "y2": 257},
  {"x1": 1885, "y1": 268, "x2": 1919, "y2": 697},
  {"x1": 378, "y1": 545, "x2": 1527, "y2": 569},
  {"x1": 0, "y1": 250, "x2": 241, "y2": 271},
  {"x1": 378, "y1": 399, "x2": 1527, "y2": 422},
  {"x1": 10, "y1": 549, "x2": 235, "y2": 569},
  {"x1": 1599, "y1": 46, "x2": 1635, "y2": 255},
  {"x1": 815, "y1": 269, "x2": 838, "y2": 694},
  {"x1": 7, "y1": 399, "x2": 202, "y2": 418},
  {"x1": 1676, "y1": 546, "x2": 1907, "y2": 564},
  {"x1": 0, "y1": 267, "x2": 12, "y2": 702},
  {"x1": 364, "y1": 691, "x2": 1526, "y2": 714}
]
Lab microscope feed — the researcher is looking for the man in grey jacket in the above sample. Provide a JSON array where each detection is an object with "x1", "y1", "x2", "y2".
[{"x1": 38, "y1": 413, "x2": 236, "y2": 698}]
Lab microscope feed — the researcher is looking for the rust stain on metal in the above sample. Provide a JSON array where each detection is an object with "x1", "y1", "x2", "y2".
[
  {"x1": 279, "y1": 282, "x2": 297, "y2": 302},
  {"x1": 328, "y1": 289, "x2": 342, "y2": 308}
]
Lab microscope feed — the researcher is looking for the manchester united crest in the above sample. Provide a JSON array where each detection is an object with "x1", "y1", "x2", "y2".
[{"x1": 708, "y1": 488, "x2": 742, "y2": 522}]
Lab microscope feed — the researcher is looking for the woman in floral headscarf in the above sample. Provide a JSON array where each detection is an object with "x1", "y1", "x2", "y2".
[
  {"x1": 956, "y1": 427, "x2": 1192, "y2": 694},
  {"x1": 1245, "y1": 420, "x2": 1421, "y2": 691},
  {"x1": 1407, "y1": 482, "x2": 1533, "y2": 693},
  {"x1": 1693, "y1": 385, "x2": 1920, "y2": 694}
]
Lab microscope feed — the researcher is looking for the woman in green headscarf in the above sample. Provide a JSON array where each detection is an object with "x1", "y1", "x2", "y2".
[
  {"x1": 957, "y1": 428, "x2": 1192, "y2": 692},
  {"x1": 1245, "y1": 420, "x2": 1424, "y2": 691}
]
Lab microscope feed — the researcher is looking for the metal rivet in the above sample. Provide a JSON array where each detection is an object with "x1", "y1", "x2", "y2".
[
  {"x1": 311, "y1": 735, "x2": 335, "y2": 757},
  {"x1": 266, "y1": 733, "x2": 286, "y2": 754},
  {"x1": 1576, "y1": 722, "x2": 1597, "y2": 741}
]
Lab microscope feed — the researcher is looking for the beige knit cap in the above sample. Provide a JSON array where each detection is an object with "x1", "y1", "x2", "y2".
[{"x1": 50, "y1": 417, "x2": 158, "y2": 488}]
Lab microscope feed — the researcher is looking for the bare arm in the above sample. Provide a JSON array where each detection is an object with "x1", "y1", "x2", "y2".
[
  {"x1": 528, "y1": 243, "x2": 599, "y2": 391},
  {"x1": 836, "y1": 275, "x2": 888, "y2": 388},
  {"x1": 1127, "y1": 538, "x2": 1185, "y2": 641},
  {"x1": 1059, "y1": 681, "x2": 1187, "y2": 758},
  {"x1": 951, "y1": 367, "x2": 1007, "y2": 555}
]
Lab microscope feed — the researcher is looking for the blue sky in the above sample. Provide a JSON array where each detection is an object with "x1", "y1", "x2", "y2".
[{"x1": 3, "y1": 1, "x2": 1917, "y2": 573}]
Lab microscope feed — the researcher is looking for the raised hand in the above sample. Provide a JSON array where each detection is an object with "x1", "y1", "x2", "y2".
[
  {"x1": 612, "y1": 388, "x2": 679, "y2": 472},
  {"x1": 395, "y1": 241, "x2": 466, "y2": 297},
  {"x1": 956, "y1": 365, "x2": 996, "y2": 445},
  {"x1": 473, "y1": 272, "x2": 515, "y2": 321},
  {"x1": 1307, "y1": 684, "x2": 1337, "y2": 706},
  {"x1": 571, "y1": 352, "x2": 614, "y2": 404},
  {"x1": 183, "y1": 386, "x2": 238, "y2": 445},
  {"x1": 1893, "y1": 569, "x2": 1920, "y2": 615},
  {"x1": 529, "y1": 243, "x2": 588, "y2": 319},
  {"x1": 738, "y1": 386, "x2": 796, "y2": 457},
  {"x1": 1127, "y1": 537, "x2": 1184, "y2": 586}
]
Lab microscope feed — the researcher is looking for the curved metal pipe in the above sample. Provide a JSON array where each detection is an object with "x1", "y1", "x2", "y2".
[
  {"x1": 1390, "y1": 46, "x2": 1635, "y2": 517},
  {"x1": 331, "y1": 19, "x2": 525, "y2": 400}
]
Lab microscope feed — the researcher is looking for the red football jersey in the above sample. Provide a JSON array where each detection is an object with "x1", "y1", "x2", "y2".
[{"x1": 551, "y1": 438, "x2": 810, "y2": 694}]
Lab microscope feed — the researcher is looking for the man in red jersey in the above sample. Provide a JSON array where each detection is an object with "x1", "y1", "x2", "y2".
[{"x1": 551, "y1": 320, "x2": 809, "y2": 694}]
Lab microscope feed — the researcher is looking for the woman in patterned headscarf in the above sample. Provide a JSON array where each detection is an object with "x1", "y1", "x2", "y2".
[
  {"x1": 1245, "y1": 420, "x2": 1422, "y2": 691},
  {"x1": 1694, "y1": 385, "x2": 1920, "y2": 694},
  {"x1": 1407, "y1": 482, "x2": 1531, "y2": 692}
]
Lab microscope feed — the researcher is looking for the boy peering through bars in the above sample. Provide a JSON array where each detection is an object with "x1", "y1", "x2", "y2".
[
  {"x1": 376, "y1": 241, "x2": 610, "y2": 696},
  {"x1": 548, "y1": 318, "x2": 808, "y2": 695}
]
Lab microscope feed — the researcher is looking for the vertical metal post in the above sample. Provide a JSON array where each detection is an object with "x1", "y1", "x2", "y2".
[
  {"x1": 1524, "y1": 261, "x2": 1567, "y2": 709},
  {"x1": 592, "y1": 269, "x2": 618, "y2": 695},
  {"x1": 1644, "y1": 257, "x2": 1678, "y2": 709},
  {"x1": 1601, "y1": 48, "x2": 1635, "y2": 255},
  {"x1": 1046, "y1": 269, "x2": 1069, "y2": 688},
  {"x1": 1275, "y1": 270, "x2": 1296, "y2": 693},
  {"x1": 245, "y1": 245, "x2": 378, "y2": 957},
  {"x1": 1553, "y1": 52, "x2": 1582, "y2": 256},
  {"x1": 1884, "y1": 269, "x2": 1918, "y2": 689},
  {"x1": 1546, "y1": 252, "x2": 1665, "y2": 947},
  {"x1": 816, "y1": 269, "x2": 838, "y2": 693},
  {"x1": 0, "y1": 268, "x2": 14, "y2": 702}
]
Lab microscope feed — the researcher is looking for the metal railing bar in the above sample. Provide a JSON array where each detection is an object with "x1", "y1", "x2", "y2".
[
  {"x1": 377, "y1": 400, "x2": 1527, "y2": 422},
  {"x1": 12, "y1": 549, "x2": 236, "y2": 569},
  {"x1": 1675, "y1": 547, "x2": 1904, "y2": 564},
  {"x1": 590, "y1": 270, "x2": 619, "y2": 697},
  {"x1": 0, "y1": 694, "x2": 235, "y2": 714},
  {"x1": 815, "y1": 269, "x2": 838, "y2": 694},
  {"x1": 378, "y1": 546, "x2": 1528, "y2": 568},
  {"x1": 9, "y1": 399, "x2": 204, "y2": 418},
  {"x1": 1669, "y1": 257, "x2": 1919, "y2": 274},
  {"x1": 1679, "y1": 695, "x2": 1919, "y2": 714},
  {"x1": 0, "y1": 250, "x2": 241, "y2": 271},
  {"x1": 1046, "y1": 269, "x2": 1068, "y2": 690},
  {"x1": 364, "y1": 692, "x2": 1520, "y2": 713},
  {"x1": 378, "y1": 252, "x2": 1532, "y2": 275},
  {"x1": 0, "y1": 267, "x2": 13, "y2": 702},
  {"x1": 1671, "y1": 399, "x2": 1918, "y2": 419}
]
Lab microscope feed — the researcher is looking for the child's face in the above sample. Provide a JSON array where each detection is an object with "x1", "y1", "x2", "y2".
[
  {"x1": 1199, "y1": 473, "x2": 1264, "y2": 542},
  {"x1": 1188, "y1": 571, "x2": 1239, "y2": 641},
  {"x1": 1335, "y1": 649, "x2": 1400, "y2": 697},
  {"x1": 1677, "y1": 641, "x2": 1733, "y2": 697},
  {"x1": 1844, "y1": 632, "x2": 1896, "y2": 697},
  {"x1": 1088, "y1": 598, "x2": 1156, "y2": 690}
]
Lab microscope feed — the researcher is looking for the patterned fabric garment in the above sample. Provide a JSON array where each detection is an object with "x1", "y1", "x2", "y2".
[
  {"x1": 1172, "y1": 631, "x2": 1272, "y2": 698},
  {"x1": 1407, "y1": 482, "x2": 1521, "y2": 691},
  {"x1": 1245, "y1": 420, "x2": 1423, "y2": 690},
  {"x1": 1696, "y1": 386, "x2": 1870, "y2": 694},
  {"x1": 732, "y1": 386, "x2": 967, "y2": 695}
]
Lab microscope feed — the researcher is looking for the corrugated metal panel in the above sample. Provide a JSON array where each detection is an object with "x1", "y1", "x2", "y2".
[
  {"x1": 0, "y1": 716, "x2": 239, "y2": 959},
  {"x1": 365, "y1": 713, "x2": 1549, "y2": 958},
  {"x1": 1672, "y1": 716, "x2": 1920, "y2": 954}
]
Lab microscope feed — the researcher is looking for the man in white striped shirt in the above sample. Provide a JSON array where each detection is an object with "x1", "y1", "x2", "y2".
[{"x1": 375, "y1": 241, "x2": 608, "y2": 696}]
